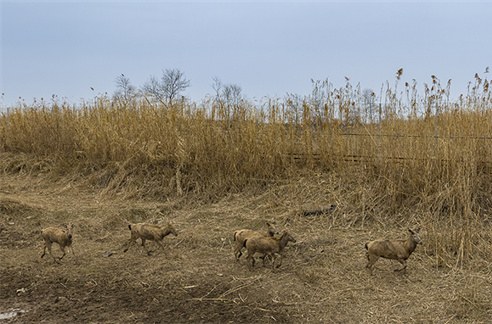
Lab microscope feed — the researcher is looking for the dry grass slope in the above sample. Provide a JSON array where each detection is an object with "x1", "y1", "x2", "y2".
[{"x1": 1, "y1": 173, "x2": 491, "y2": 323}]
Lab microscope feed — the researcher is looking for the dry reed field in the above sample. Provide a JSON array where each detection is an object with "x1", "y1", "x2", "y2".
[{"x1": 1, "y1": 74, "x2": 492, "y2": 322}]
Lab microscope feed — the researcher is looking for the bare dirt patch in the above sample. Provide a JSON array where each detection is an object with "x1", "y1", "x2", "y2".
[{"x1": 1, "y1": 173, "x2": 491, "y2": 323}]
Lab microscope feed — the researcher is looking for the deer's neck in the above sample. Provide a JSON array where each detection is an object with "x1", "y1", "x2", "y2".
[{"x1": 406, "y1": 237, "x2": 418, "y2": 255}]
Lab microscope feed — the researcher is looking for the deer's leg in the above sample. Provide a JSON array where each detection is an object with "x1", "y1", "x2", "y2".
[
  {"x1": 365, "y1": 254, "x2": 379, "y2": 275},
  {"x1": 58, "y1": 244, "x2": 66, "y2": 260},
  {"x1": 123, "y1": 233, "x2": 137, "y2": 253},
  {"x1": 141, "y1": 239, "x2": 151, "y2": 255},
  {"x1": 234, "y1": 242, "x2": 243, "y2": 261},
  {"x1": 246, "y1": 252, "x2": 255, "y2": 270},
  {"x1": 47, "y1": 243, "x2": 59, "y2": 263},
  {"x1": 41, "y1": 242, "x2": 48, "y2": 258},
  {"x1": 395, "y1": 259, "x2": 407, "y2": 272}
]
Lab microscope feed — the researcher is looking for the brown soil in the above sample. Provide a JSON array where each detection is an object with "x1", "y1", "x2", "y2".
[{"x1": 1, "y1": 173, "x2": 491, "y2": 323}]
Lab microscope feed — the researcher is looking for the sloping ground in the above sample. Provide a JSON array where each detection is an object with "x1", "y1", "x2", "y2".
[{"x1": 1, "y1": 172, "x2": 491, "y2": 323}]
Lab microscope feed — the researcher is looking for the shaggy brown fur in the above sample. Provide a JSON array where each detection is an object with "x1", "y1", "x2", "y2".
[
  {"x1": 41, "y1": 223, "x2": 75, "y2": 263},
  {"x1": 233, "y1": 222, "x2": 278, "y2": 261},
  {"x1": 365, "y1": 228, "x2": 422, "y2": 275},
  {"x1": 244, "y1": 231, "x2": 296, "y2": 271},
  {"x1": 123, "y1": 223, "x2": 178, "y2": 255}
]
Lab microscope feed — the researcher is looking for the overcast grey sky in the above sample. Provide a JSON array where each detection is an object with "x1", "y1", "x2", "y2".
[{"x1": 1, "y1": 1, "x2": 491, "y2": 108}]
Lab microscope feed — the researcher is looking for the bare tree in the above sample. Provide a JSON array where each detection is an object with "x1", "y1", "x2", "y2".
[
  {"x1": 142, "y1": 75, "x2": 164, "y2": 103},
  {"x1": 223, "y1": 83, "x2": 242, "y2": 108},
  {"x1": 114, "y1": 74, "x2": 136, "y2": 103},
  {"x1": 225, "y1": 83, "x2": 244, "y2": 120},
  {"x1": 211, "y1": 76, "x2": 223, "y2": 103},
  {"x1": 284, "y1": 93, "x2": 304, "y2": 124},
  {"x1": 142, "y1": 68, "x2": 190, "y2": 108},
  {"x1": 362, "y1": 88, "x2": 376, "y2": 122},
  {"x1": 211, "y1": 77, "x2": 244, "y2": 120},
  {"x1": 163, "y1": 69, "x2": 190, "y2": 105}
]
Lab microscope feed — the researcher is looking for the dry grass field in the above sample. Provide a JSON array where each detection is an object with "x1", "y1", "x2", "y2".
[
  {"x1": 1, "y1": 170, "x2": 491, "y2": 323},
  {"x1": 1, "y1": 75, "x2": 491, "y2": 322}
]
